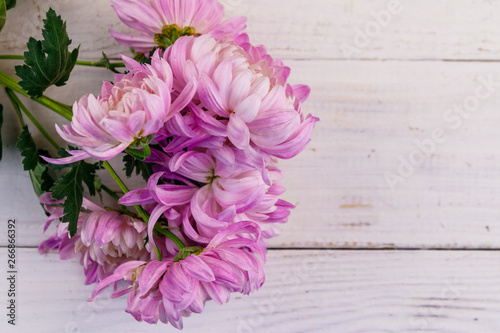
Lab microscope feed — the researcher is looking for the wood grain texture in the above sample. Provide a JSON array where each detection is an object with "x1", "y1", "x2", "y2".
[
  {"x1": 1, "y1": 0, "x2": 500, "y2": 332},
  {"x1": 1, "y1": 249, "x2": 500, "y2": 333},
  {"x1": 3, "y1": 60, "x2": 500, "y2": 249},
  {"x1": 2, "y1": 0, "x2": 500, "y2": 61}
]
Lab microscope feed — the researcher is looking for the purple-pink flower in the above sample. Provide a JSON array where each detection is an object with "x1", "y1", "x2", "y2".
[
  {"x1": 37, "y1": 0, "x2": 318, "y2": 329},
  {"x1": 45, "y1": 51, "x2": 197, "y2": 164},
  {"x1": 39, "y1": 193, "x2": 152, "y2": 284},
  {"x1": 90, "y1": 222, "x2": 265, "y2": 328},
  {"x1": 110, "y1": 0, "x2": 246, "y2": 52},
  {"x1": 164, "y1": 35, "x2": 319, "y2": 160}
]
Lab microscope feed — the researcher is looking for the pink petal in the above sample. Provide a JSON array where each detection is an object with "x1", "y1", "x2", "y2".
[
  {"x1": 181, "y1": 255, "x2": 215, "y2": 282},
  {"x1": 227, "y1": 113, "x2": 250, "y2": 149},
  {"x1": 198, "y1": 75, "x2": 230, "y2": 117},
  {"x1": 235, "y1": 94, "x2": 261, "y2": 123}
]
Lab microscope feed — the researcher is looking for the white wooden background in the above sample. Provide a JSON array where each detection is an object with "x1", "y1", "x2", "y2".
[{"x1": 1, "y1": 0, "x2": 500, "y2": 332}]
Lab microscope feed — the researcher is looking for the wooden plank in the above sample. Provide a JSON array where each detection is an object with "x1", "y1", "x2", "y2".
[
  {"x1": 2, "y1": 0, "x2": 500, "y2": 61},
  {"x1": 1, "y1": 248, "x2": 499, "y2": 332},
  {"x1": 2, "y1": 60, "x2": 500, "y2": 249},
  {"x1": 279, "y1": 59, "x2": 500, "y2": 249}
]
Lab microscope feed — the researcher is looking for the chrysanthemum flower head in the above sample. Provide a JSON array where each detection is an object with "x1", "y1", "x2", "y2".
[
  {"x1": 110, "y1": 0, "x2": 246, "y2": 52},
  {"x1": 45, "y1": 50, "x2": 197, "y2": 164},
  {"x1": 90, "y1": 222, "x2": 265, "y2": 329},
  {"x1": 38, "y1": 193, "x2": 153, "y2": 284},
  {"x1": 163, "y1": 35, "x2": 319, "y2": 161}
]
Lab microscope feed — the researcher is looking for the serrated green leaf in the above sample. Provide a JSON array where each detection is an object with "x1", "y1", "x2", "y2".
[
  {"x1": 15, "y1": 8, "x2": 79, "y2": 98},
  {"x1": 6, "y1": 0, "x2": 14, "y2": 10},
  {"x1": 50, "y1": 163, "x2": 84, "y2": 237},
  {"x1": 123, "y1": 153, "x2": 154, "y2": 182},
  {"x1": 94, "y1": 174, "x2": 103, "y2": 202},
  {"x1": 81, "y1": 161, "x2": 97, "y2": 196},
  {"x1": 49, "y1": 151, "x2": 99, "y2": 236},
  {"x1": 48, "y1": 148, "x2": 99, "y2": 195},
  {"x1": 16, "y1": 125, "x2": 38, "y2": 171},
  {"x1": 95, "y1": 52, "x2": 121, "y2": 73},
  {"x1": 40, "y1": 163, "x2": 55, "y2": 192},
  {"x1": 29, "y1": 163, "x2": 54, "y2": 197},
  {"x1": 0, "y1": 104, "x2": 3, "y2": 162},
  {"x1": 0, "y1": 0, "x2": 6, "y2": 34}
]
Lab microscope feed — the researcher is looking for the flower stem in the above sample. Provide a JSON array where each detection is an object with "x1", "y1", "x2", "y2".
[
  {"x1": 4, "y1": 88, "x2": 25, "y2": 127},
  {"x1": 102, "y1": 161, "x2": 130, "y2": 193},
  {"x1": 75, "y1": 60, "x2": 125, "y2": 72},
  {"x1": 102, "y1": 161, "x2": 186, "y2": 251},
  {"x1": 0, "y1": 70, "x2": 73, "y2": 121},
  {"x1": 0, "y1": 55, "x2": 24, "y2": 60},
  {"x1": 0, "y1": 55, "x2": 125, "y2": 70},
  {"x1": 100, "y1": 184, "x2": 122, "y2": 201},
  {"x1": 5, "y1": 89, "x2": 61, "y2": 150},
  {"x1": 155, "y1": 228, "x2": 186, "y2": 250}
]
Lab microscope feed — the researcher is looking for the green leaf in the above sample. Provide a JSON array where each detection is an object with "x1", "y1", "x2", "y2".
[
  {"x1": 94, "y1": 174, "x2": 103, "y2": 202},
  {"x1": 0, "y1": 0, "x2": 6, "y2": 34},
  {"x1": 0, "y1": 104, "x2": 3, "y2": 162},
  {"x1": 40, "y1": 164, "x2": 55, "y2": 192},
  {"x1": 49, "y1": 152, "x2": 99, "y2": 237},
  {"x1": 48, "y1": 148, "x2": 100, "y2": 195},
  {"x1": 50, "y1": 164, "x2": 84, "y2": 237},
  {"x1": 95, "y1": 52, "x2": 122, "y2": 73},
  {"x1": 15, "y1": 8, "x2": 79, "y2": 98},
  {"x1": 15, "y1": 128, "x2": 55, "y2": 196},
  {"x1": 6, "y1": 0, "x2": 14, "y2": 10},
  {"x1": 16, "y1": 125, "x2": 38, "y2": 171},
  {"x1": 29, "y1": 163, "x2": 54, "y2": 197},
  {"x1": 81, "y1": 161, "x2": 97, "y2": 196},
  {"x1": 123, "y1": 154, "x2": 154, "y2": 182}
]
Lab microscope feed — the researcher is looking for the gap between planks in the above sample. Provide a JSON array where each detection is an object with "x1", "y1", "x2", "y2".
[{"x1": 4, "y1": 245, "x2": 500, "y2": 252}]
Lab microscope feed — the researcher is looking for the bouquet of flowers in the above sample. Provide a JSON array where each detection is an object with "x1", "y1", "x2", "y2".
[{"x1": 0, "y1": 0, "x2": 318, "y2": 328}]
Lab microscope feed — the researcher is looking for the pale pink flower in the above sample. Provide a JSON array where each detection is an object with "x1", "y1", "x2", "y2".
[
  {"x1": 38, "y1": 193, "x2": 152, "y2": 284},
  {"x1": 119, "y1": 149, "x2": 291, "y2": 244},
  {"x1": 45, "y1": 51, "x2": 197, "y2": 164},
  {"x1": 164, "y1": 35, "x2": 249, "y2": 97},
  {"x1": 90, "y1": 222, "x2": 265, "y2": 329},
  {"x1": 110, "y1": 0, "x2": 246, "y2": 52},
  {"x1": 235, "y1": 33, "x2": 291, "y2": 86},
  {"x1": 164, "y1": 35, "x2": 319, "y2": 160}
]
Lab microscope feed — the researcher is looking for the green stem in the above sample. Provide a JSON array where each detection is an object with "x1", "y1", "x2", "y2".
[
  {"x1": 5, "y1": 88, "x2": 25, "y2": 127},
  {"x1": 101, "y1": 184, "x2": 121, "y2": 201},
  {"x1": 155, "y1": 228, "x2": 186, "y2": 250},
  {"x1": 0, "y1": 71, "x2": 72, "y2": 121},
  {"x1": 0, "y1": 55, "x2": 24, "y2": 60},
  {"x1": 5, "y1": 89, "x2": 61, "y2": 150},
  {"x1": 102, "y1": 161, "x2": 186, "y2": 251},
  {"x1": 102, "y1": 161, "x2": 130, "y2": 193},
  {"x1": 76, "y1": 60, "x2": 125, "y2": 71},
  {"x1": 0, "y1": 55, "x2": 125, "y2": 70}
]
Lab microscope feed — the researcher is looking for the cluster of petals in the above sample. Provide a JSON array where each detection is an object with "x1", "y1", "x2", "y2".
[
  {"x1": 46, "y1": 51, "x2": 196, "y2": 165},
  {"x1": 39, "y1": 193, "x2": 152, "y2": 284},
  {"x1": 39, "y1": 0, "x2": 318, "y2": 329},
  {"x1": 163, "y1": 34, "x2": 319, "y2": 163},
  {"x1": 90, "y1": 222, "x2": 265, "y2": 329},
  {"x1": 110, "y1": 0, "x2": 246, "y2": 52},
  {"x1": 119, "y1": 148, "x2": 294, "y2": 246}
]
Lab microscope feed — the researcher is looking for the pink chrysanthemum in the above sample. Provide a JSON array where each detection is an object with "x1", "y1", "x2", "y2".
[
  {"x1": 39, "y1": 193, "x2": 152, "y2": 284},
  {"x1": 164, "y1": 35, "x2": 319, "y2": 160},
  {"x1": 118, "y1": 148, "x2": 293, "y2": 245},
  {"x1": 110, "y1": 0, "x2": 246, "y2": 52},
  {"x1": 45, "y1": 51, "x2": 197, "y2": 164},
  {"x1": 90, "y1": 222, "x2": 265, "y2": 329}
]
